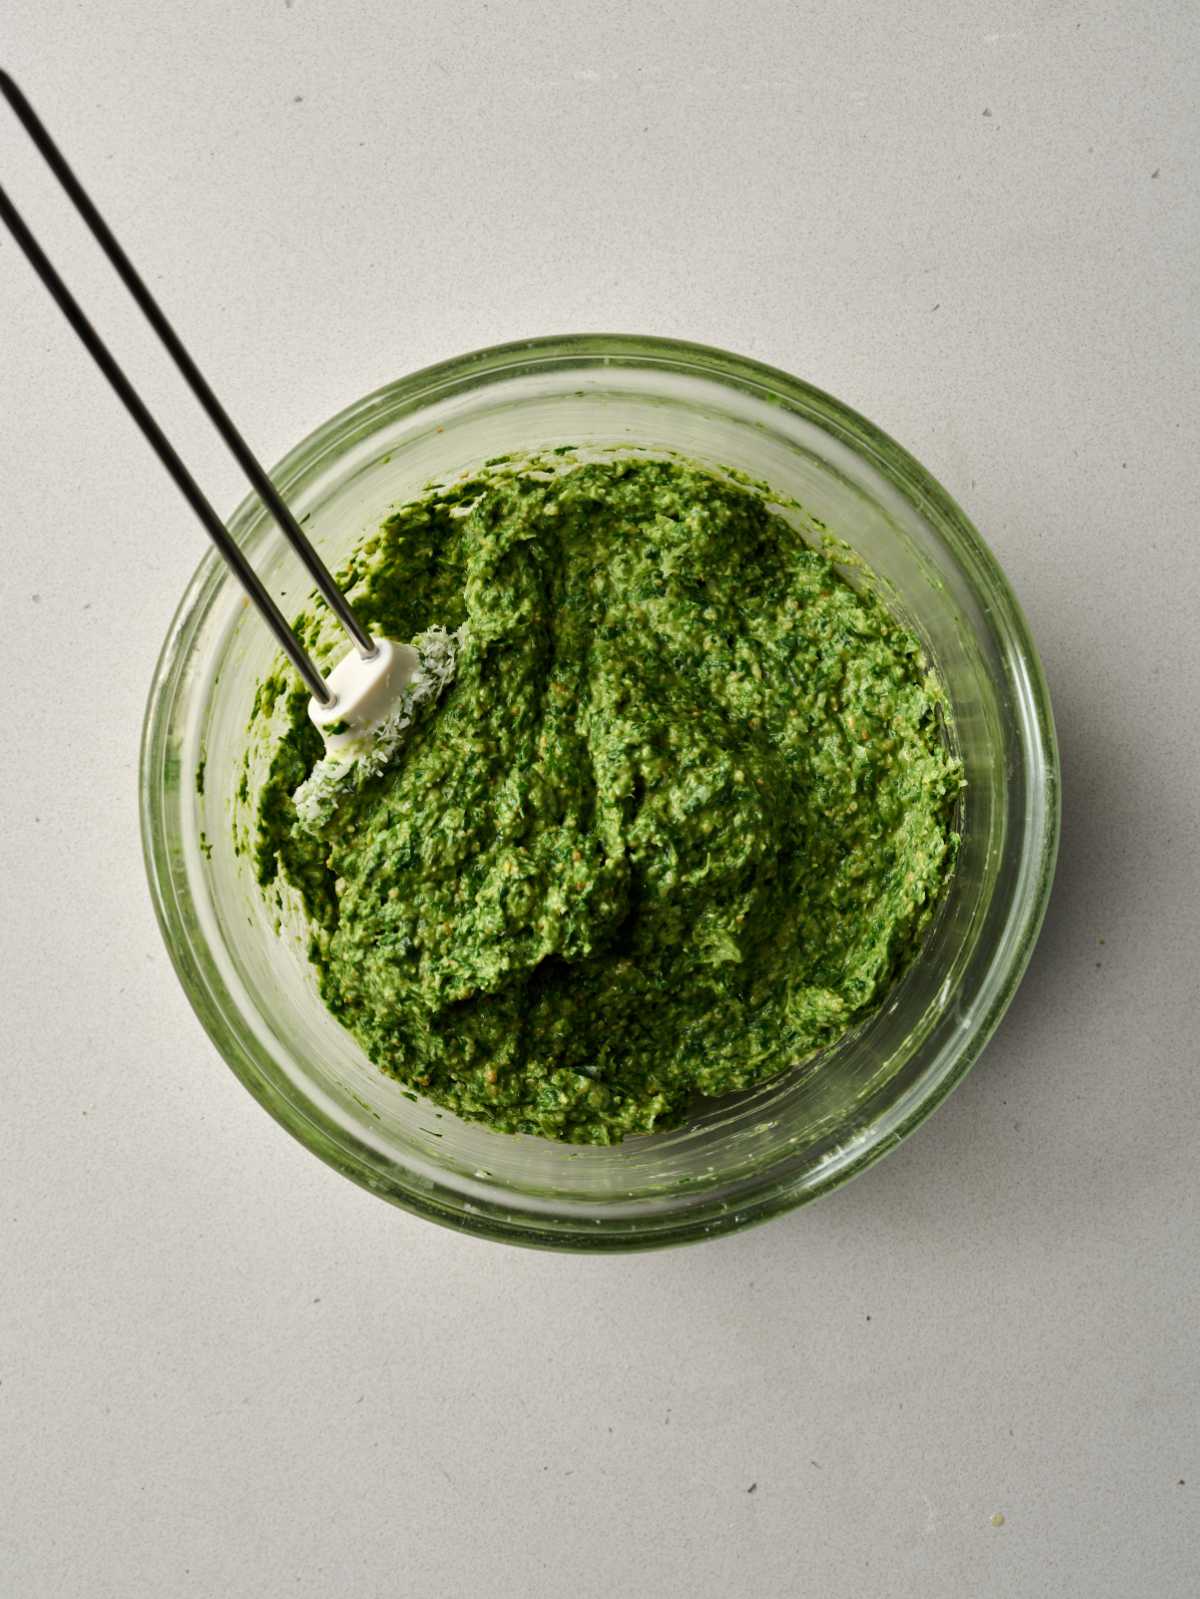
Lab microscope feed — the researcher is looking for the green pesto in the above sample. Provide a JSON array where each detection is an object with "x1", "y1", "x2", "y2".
[{"x1": 252, "y1": 458, "x2": 962, "y2": 1144}]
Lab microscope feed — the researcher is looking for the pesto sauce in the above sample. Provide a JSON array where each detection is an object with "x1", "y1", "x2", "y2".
[{"x1": 252, "y1": 458, "x2": 963, "y2": 1144}]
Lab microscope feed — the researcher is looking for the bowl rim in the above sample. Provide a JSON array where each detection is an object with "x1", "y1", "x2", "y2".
[{"x1": 140, "y1": 331, "x2": 1060, "y2": 1251}]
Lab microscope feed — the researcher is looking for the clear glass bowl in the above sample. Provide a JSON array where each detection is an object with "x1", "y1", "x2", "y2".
[{"x1": 140, "y1": 334, "x2": 1058, "y2": 1250}]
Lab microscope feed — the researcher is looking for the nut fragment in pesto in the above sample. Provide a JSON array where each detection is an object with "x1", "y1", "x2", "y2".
[{"x1": 252, "y1": 457, "x2": 963, "y2": 1144}]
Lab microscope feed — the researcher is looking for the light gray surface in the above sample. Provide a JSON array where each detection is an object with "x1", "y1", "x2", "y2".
[{"x1": 3, "y1": 2, "x2": 1197, "y2": 1594}]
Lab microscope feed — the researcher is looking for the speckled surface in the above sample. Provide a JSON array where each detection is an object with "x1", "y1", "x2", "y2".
[{"x1": 3, "y1": 3, "x2": 1197, "y2": 1595}]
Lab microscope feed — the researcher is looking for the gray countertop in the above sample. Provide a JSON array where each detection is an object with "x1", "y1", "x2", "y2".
[{"x1": 3, "y1": 3, "x2": 1197, "y2": 1595}]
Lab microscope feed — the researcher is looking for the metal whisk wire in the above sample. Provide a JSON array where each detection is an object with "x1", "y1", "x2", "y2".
[{"x1": 0, "y1": 70, "x2": 374, "y2": 706}]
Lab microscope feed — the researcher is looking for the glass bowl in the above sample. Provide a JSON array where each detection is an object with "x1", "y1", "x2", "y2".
[{"x1": 140, "y1": 334, "x2": 1058, "y2": 1251}]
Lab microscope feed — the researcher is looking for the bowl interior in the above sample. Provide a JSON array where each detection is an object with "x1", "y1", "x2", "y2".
[{"x1": 145, "y1": 339, "x2": 1056, "y2": 1246}]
